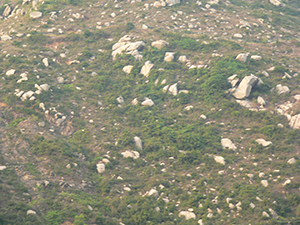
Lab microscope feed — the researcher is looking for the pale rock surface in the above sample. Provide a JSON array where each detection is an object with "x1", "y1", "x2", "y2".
[
  {"x1": 257, "y1": 96, "x2": 266, "y2": 106},
  {"x1": 141, "y1": 98, "x2": 154, "y2": 106},
  {"x1": 134, "y1": 136, "x2": 143, "y2": 150},
  {"x1": 289, "y1": 114, "x2": 300, "y2": 129},
  {"x1": 236, "y1": 53, "x2": 248, "y2": 63},
  {"x1": 117, "y1": 96, "x2": 124, "y2": 104},
  {"x1": 184, "y1": 105, "x2": 194, "y2": 111},
  {"x1": 96, "y1": 163, "x2": 105, "y2": 173},
  {"x1": 151, "y1": 40, "x2": 169, "y2": 49},
  {"x1": 233, "y1": 33, "x2": 243, "y2": 39},
  {"x1": 131, "y1": 98, "x2": 138, "y2": 105},
  {"x1": 30, "y1": 11, "x2": 42, "y2": 19},
  {"x1": 263, "y1": 211, "x2": 270, "y2": 217},
  {"x1": 0, "y1": 166, "x2": 7, "y2": 171},
  {"x1": 123, "y1": 65, "x2": 134, "y2": 74},
  {"x1": 269, "y1": 208, "x2": 278, "y2": 220},
  {"x1": 227, "y1": 74, "x2": 239, "y2": 88},
  {"x1": 148, "y1": 189, "x2": 159, "y2": 197},
  {"x1": 2, "y1": 5, "x2": 11, "y2": 17},
  {"x1": 121, "y1": 150, "x2": 140, "y2": 159},
  {"x1": 164, "y1": 52, "x2": 175, "y2": 62},
  {"x1": 256, "y1": 139, "x2": 272, "y2": 147},
  {"x1": 214, "y1": 156, "x2": 225, "y2": 165},
  {"x1": 6, "y1": 69, "x2": 15, "y2": 76},
  {"x1": 178, "y1": 55, "x2": 187, "y2": 63},
  {"x1": 276, "y1": 84, "x2": 290, "y2": 95},
  {"x1": 221, "y1": 138, "x2": 237, "y2": 150},
  {"x1": 251, "y1": 55, "x2": 262, "y2": 61},
  {"x1": 250, "y1": 203, "x2": 255, "y2": 208},
  {"x1": 283, "y1": 179, "x2": 291, "y2": 186},
  {"x1": 179, "y1": 211, "x2": 196, "y2": 220},
  {"x1": 40, "y1": 84, "x2": 50, "y2": 91},
  {"x1": 27, "y1": 210, "x2": 36, "y2": 215},
  {"x1": 270, "y1": 0, "x2": 282, "y2": 6},
  {"x1": 140, "y1": 61, "x2": 154, "y2": 77},
  {"x1": 42, "y1": 58, "x2": 49, "y2": 67},
  {"x1": 261, "y1": 180, "x2": 268, "y2": 187},
  {"x1": 232, "y1": 74, "x2": 259, "y2": 99},
  {"x1": 287, "y1": 158, "x2": 296, "y2": 164},
  {"x1": 57, "y1": 77, "x2": 64, "y2": 84},
  {"x1": 165, "y1": 0, "x2": 180, "y2": 5},
  {"x1": 169, "y1": 83, "x2": 178, "y2": 96},
  {"x1": 1, "y1": 35, "x2": 12, "y2": 41},
  {"x1": 21, "y1": 91, "x2": 35, "y2": 101}
]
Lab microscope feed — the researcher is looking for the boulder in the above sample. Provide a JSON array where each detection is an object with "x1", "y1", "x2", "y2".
[
  {"x1": 140, "y1": 61, "x2": 154, "y2": 77},
  {"x1": 250, "y1": 203, "x2": 255, "y2": 209},
  {"x1": 221, "y1": 138, "x2": 237, "y2": 150},
  {"x1": 178, "y1": 55, "x2": 187, "y2": 63},
  {"x1": 96, "y1": 163, "x2": 105, "y2": 173},
  {"x1": 214, "y1": 156, "x2": 225, "y2": 165},
  {"x1": 164, "y1": 52, "x2": 175, "y2": 62},
  {"x1": 236, "y1": 53, "x2": 248, "y2": 63},
  {"x1": 27, "y1": 210, "x2": 36, "y2": 215},
  {"x1": 112, "y1": 40, "x2": 145, "y2": 60},
  {"x1": 6, "y1": 69, "x2": 15, "y2": 76},
  {"x1": 169, "y1": 83, "x2": 178, "y2": 96},
  {"x1": 131, "y1": 98, "x2": 138, "y2": 105},
  {"x1": 116, "y1": 96, "x2": 124, "y2": 104},
  {"x1": 121, "y1": 150, "x2": 140, "y2": 159},
  {"x1": 227, "y1": 74, "x2": 239, "y2": 88},
  {"x1": 233, "y1": 33, "x2": 243, "y2": 39},
  {"x1": 42, "y1": 58, "x2": 49, "y2": 67},
  {"x1": 148, "y1": 189, "x2": 159, "y2": 197},
  {"x1": 261, "y1": 180, "x2": 268, "y2": 187},
  {"x1": 257, "y1": 96, "x2": 266, "y2": 106},
  {"x1": 262, "y1": 211, "x2": 270, "y2": 218},
  {"x1": 289, "y1": 114, "x2": 300, "y2": 129},
  {"x1": 276, "y1": 84, "x2": 290, "y2": 95},
  {"x1": 165, "y1": 0, "x2": 180, "y2": 5},
  {"x1": 269, "y1": 208, "x2": 278, "y2": 220},
  {"x1": 0, "y1": 166, "x2": 7, "y2": 171},
  {"x1": 30, "y1": 11, "x2": 42, "y2": 19},
  {"x1": 123, "y1": 65, "x2": 134, "y2": 74},
  {"x1": 1, "y1": 35, "x2": 12, "y2": 41},
  {"x1": 256, "y1": 139, "x2": 272, "y2": 147},
  {"x1": 251, "y1": 55, "x2": 262, "y2": 61},
  {"x1": 40, "y1": 84, "x2": 50, "y2": 91},
  {"x1": 270, "y1": 0, "x2": 282, "y2": 6},
  {"x1": 179, "y1": 211, "x2": 196, "y2": 220},
  {"x1": 21, "y1": 91, "x2": 35, "y2": 101},
  {"x1": 151, "y1": 40, "x2": 169, "y2": 49},
  {"x1": 141, "y1": 99, "x2": 154, "y2": 106},
  {"x1": 2, "y1": 6, "x2": 11, "y2": 17},
  {"x1": 232, "y1": 74, "x2": 259, "y2": 99},
  {"x1": 134, "y1": 136, "x2": 143, "y2": 150},
  {"x1": 287, "y1": 158, "x2": 296, "y2": 164},
  {"x1": 57, "y1": 77, "x2": 64, "y2": 84}
]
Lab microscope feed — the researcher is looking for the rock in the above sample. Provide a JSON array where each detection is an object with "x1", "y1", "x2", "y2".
[
  {"x1": 2, "y1": 6, "x2": 11, "y2": 17},
  {"x1": 227, "y1": 74, "x2": 239, "y2": 88},
  {"x1": 140, "y1": 61, "x2": 154, "y2": 77},
  {"x1": 30, "y1": 11, "x2": 42, "y2": 19},
  {"x1": 184, "y1": 105, "x2": 194, "y2": 111},
  {"x1": 121, "y1": 150, "x2": 140, "y2": 159},
  {"x1": 142, "y1": 24, "x2": 148, "y2": 29},
  {"x1": 233, "y1": 33, "x2": 243, "y2": 39},
  {"x1": 270, "y1": 0, "x2": 282, "y2": 6},
  {"x1": 134, "y1": 136, "x2": 143, "y2": 150},
  {"x1": 57, "y1": 77, "x2": 64, "y2": 84},
  {"x1": 214, "y1": 156, "x2": 225, "y2": 165},
  {"x1": 131, "y1": 98, "x2": 138, "y2": 105},
  {"x1": 269, "y1": 208, "x2": 278, "y2": 220},
  {"x1": 56, "y1": 116, "x2": 66, "y2": 126},
  {"x1": 141, "y1": 99, "x2": 154, "y2": 106},
  {"x1": 257, "y1": 96, "x2": 266, "y2": 106},
  {"x1": 21, "y1": 91, "x2": 35, "y2": 101},
  {"x1": 287, "y1": 158, "x2": 296, "y2": 164},
  {"x1": 207, "y1": 212, "x2": 213, "y2": 218},
  {"x1": 262, "y1": 211, "x2": 270, "y2": 218},
  {"x1": 40, "y1": 84, "x2": 50, "y2": 91},
  {"x1": 232, "y1": 74, "x2": 259, "y2": 99},
  {"x1": 198, "y1": 219, "x2": 204, "y2": 225},
  {"x1": 236, "y1": 53, "x2": 248, "y2": 63},
  {"x1": 276, "y1": 84, "x2": 290, "y2": 95},
  {"x1": 96, "y1": 163, "x2": 105, "y2": 173},
  {"x1": 0, "y1": 166, "x2": 7, "y2": 171},
  {"x1": 221, "y1": 138, "x2": 237, "y2": 150},
  {"x1": 229, "y1": 203, "x2": 235, "y2": 209},
  {"x1": 179, "y1": 211, "x2": 196, "y2": 220},
  {"x1": 178, "y1": 55, "x2": 187, "y2": 63},
  {"x1": 256, "y1": 139, "x2": 272, "y2": 147},
  {"x1": 38, "y1": 121, "x2": 45, "y2": 127},
  {"x1": 148, "y1": 188, "x2": 159, "y2": 197},
  {"x1": 169, "y1": 83, "x2": 178, "y2": 96},
  {"x1": 153, "y1": 1, "x2": 162, "y2": 8},
  {"x1": 200, "y1": 114, "x2": 207, "y2": 119},
  {"x1": 123, "y1": 65, "x2": 134, "y2": 74},
  {"x1": 1, "y1": 35, "x2": 12, "y2": 41},
  {"x1": 6, "y1": 69, "x2": 15, "y2": 76},
  {"x1": 102, "y1": 158, "x2": 110, "y2": 164},
  {"x1": 27, "y1": 210, "x2": 36, "y2": 215},
  {"x1": 250, "y1": 203, "x2": 255, "y2": 209},
  {"x1": 88, "y1": 205, "x2": 93, "y2": 211},
  {"x1": 261, "y1": 180, "x2": 268, "y2": 187},
  {"x1": 164, "y1": 52, "x2": 175, "y2": 62},
  {"x1": 289, "y1": 114, "x2": 300, "y2": 129},
  {"x1": 283, "y1": 179, "x2": 291, "y2": 186},
  {"x1": 151, "y1": 40, "x2": 169, "y2": 49},
  {"x1": 42, "y1": 58, "x2": 49, "y2": 67},
  {"x1": 117, "y1": 96, "x2": 124, "y2": 104},
  {"x1": 251, "y1": 55, "x2": 262, "y2": 61}
]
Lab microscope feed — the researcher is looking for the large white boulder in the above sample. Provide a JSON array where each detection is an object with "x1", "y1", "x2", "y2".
[
  {"x1": 276, "y1": 84, "x2": 290, "y2": 95},
  {"x1": 121, "y1": 150, "x2": 140, "y2": 159},
  {"x1": 27, "y1": 210, "x2": 36, "y2": 215},
  {"x1": 256, "y1": 139, "x2": 272, "y2": 147},
  {"x1": 236, "y1": 53, "x2": 248, "y2": 63},
  {"x1": 134, "y1": 136, "x2": 143, "y2": 150},
  {"x1": 164, "y1": 52, "x2": 175, "y2": 62},
  {"x1": 169, "y1": 83, "x2": 178, "y2": 96},
  {"x1": 179, "y1": 211, "x2": 196, "y2": 220},
  {"x1": 221, "y1": 138, "x2": 237, "y2": 150},
  {"x1": 123, "y1": 65, "x2": 133, "y2": 74},
  {"x1": 287, "y1": 158, "x2": 296, "y2": 164},
  {"x1": 214, "y1": 156, "x2": 225, "y2": 165},
  {"x1": 232, "y1": 74, "x2": 259, "y2": 99},
  {"x1": 1, "y1": 35, "x2": 12, "y2": 41},
  {"x1": 148, "y1": 188, "x2": 159, "y2": 197},
  {"x1": 141, "y1": 99, "x2": 154, "y2": 106},
  {"x1": 140, "y1": 61, "x2": 154, "y2": 77},
  {"x1": 6, "y1": 69, "x2": 15, "y2": 76}
]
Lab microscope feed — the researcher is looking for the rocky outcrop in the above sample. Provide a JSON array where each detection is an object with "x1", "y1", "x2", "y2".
[
  {"x1": 289, "y1": 114, "x2": 300, "y2": 129},
  {"x1": 276, "y1": 84, "x2": 290, "y2": 95},
  {"x1": 179, "y1": 211, "x2": 196, "y2": 220},
  {"x1": 232, "y1": 74, "x2": 259, "y2": 99},
  {"x1": 270, "y1": 0, "x2": 282, "y2": 6},
  {"x1": 134, "y1": 136, "x2": 143, "y2": 150},
  {"x1": 221, "y1": 138, "x2": 237, "y2": 150},
  {"x1": 121, "y1": 150, "x2": 140, "y2": 159},
  {"x1": 112, "y1": 35, "x2": 145, "y2": 60}
]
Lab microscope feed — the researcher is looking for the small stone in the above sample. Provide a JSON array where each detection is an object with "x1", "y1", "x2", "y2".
[
  {"x1": 287, "y1": 158, "x2": 296, "y2": 164},
  {"x1": 6, "y1": 69, "x2": 15, "y2": 76},
  {"x1": 261, "y1": 180, "x2": 268, "y2": 187},
  {"x1": 96, "y1": 163, "x2": 105, "y2": 173},
  {"x1": 27, "y1": 210, "x2": 36, "y2": 215},
  {"x1": 30, "y1": 11, "x2": 42, "y2": 19}
]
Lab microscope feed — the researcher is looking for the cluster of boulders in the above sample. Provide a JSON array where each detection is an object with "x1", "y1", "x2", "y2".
[{"x1": 112, "y1": 35, "x2": 145, "y2": 60}]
